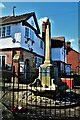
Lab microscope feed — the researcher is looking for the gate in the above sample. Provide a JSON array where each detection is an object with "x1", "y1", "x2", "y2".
[{"x1": 1, "y1": 64, "x2": 80, "y2": 120}]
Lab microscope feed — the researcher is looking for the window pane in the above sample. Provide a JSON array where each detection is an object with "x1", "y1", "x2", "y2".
[
  {"x1": 0, "y1": 56, "x2": 1, "y2": 67},
  {"x1": 0, "y1": 28, "x2": 1, "y2": 37},
  {"x1": 31, "y1": 20, "x2": 34, "y2": 26},
  {"x1": 2, "y1": 27, "x2": 5, "y2": 37},
  {"x1": 25, "y1": 27, "x2": 29, "y2": 38},
  {"x1": 6, "y1": 26, "x2": 11, "y2": 36},
  {"x1": 40, "y1": 40, "x2": 43, "y2": 49},
  {"x1": 30, "y1": 29, "x2": 34, "y2": 40}
]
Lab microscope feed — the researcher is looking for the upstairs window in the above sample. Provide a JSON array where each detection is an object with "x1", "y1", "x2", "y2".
[
  {"x1": 2, "y1": 27, "x2": 5, "y2": 37},
  {"x1": 0, "y1": 56, "x2": 1, "y2": 67},
  {"x1": 0, "y1": 27, "x2": 1, "y2": 37},
  {"x1": 40, "y1": 40, "x2": 43, "y2": 49},
  {"x1": 6, "y1": 26, "x2": 11, "y2": 36},
  {"x1": 31, "y1": 20, "x2": 34, "y2": 26},
  {"x1": 25, "y1": 27, "x2": 29, "y2": 38},
  {"x1": 0, "y1": 26, "x2": 11, "y2": 38},
  {"x1": 30, "y1": 29, "x2": 34, "y2": 40}
]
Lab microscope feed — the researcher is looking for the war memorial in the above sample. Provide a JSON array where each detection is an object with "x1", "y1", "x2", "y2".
[{"x1": 1, "y1": 18, "x2": 80, "y2": 120}]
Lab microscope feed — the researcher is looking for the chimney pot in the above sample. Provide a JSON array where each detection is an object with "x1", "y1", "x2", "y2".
[{"x1": 67, "y1": 42, "x2": 71, "y2": 48}]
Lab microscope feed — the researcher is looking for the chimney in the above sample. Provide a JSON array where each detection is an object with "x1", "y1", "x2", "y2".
[
  {"x1": 12, "y1": 6, "x2": 16, "y2": 16},
  {"x1": 42, "y1": 22, "x2": 46, "y2": 41},
  {"x1": 66, "y1": 41, "x2": 71, "y2": 48}
]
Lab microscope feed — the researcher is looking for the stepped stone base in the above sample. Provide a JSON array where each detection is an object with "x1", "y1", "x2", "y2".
[{"x1": 39, "y1": 63, "x2": 54, "y2": 88}]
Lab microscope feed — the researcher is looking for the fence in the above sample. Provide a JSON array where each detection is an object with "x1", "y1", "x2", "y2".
[{"x1": 1, "y1": 66, "x2": 80, "y2": 120}]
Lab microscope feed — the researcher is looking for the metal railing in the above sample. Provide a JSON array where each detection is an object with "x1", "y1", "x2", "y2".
[{"x1": 1, "y1": 66, "x2": 80, "y2": 119}]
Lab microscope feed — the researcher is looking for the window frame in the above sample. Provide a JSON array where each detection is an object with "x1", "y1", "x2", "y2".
[
  {"x1": 30, "y1": 29, "x2": 34, "y2": 40},
  {"x1": 2, "y1": 26, "x2": 6, "y2": 37},
  {"x1": 0, "y1": 25, "x2": 11, "y2": 38},
  {"x1": 25, "y1": 27, "x2": 29, "y2": 38},
  {"x1": 0, "y1": 27, "x2": 1, "y2": 37},
  {"x1": 6, "y1": 26, "x2": 11, "y2": 36},
  {"x1": 0, "y1": 56, "x2": 1, "y2": 67}
]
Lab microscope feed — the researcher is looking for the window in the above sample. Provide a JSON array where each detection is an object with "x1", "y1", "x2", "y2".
[
  {"x1": 30, "y1": 29, "x2": 34, "y2": 40},
  {"x1": 0, "y1": 27, "x2": 1, "y2": 37},
  {"x1": 2, "y1": 56, "x2": 5, "y2": 68},
  {"x1": 2, "y1": 27, "x2": 5, "y2": 37},
  {"x1": 0, "y1": 26, "x2": 11, "y2": 38},
  {"x1": 25, "y1": 27, "x2": 29, "y2": 38},
  {"x1": 0, "y1": 55, "x2": 6, "y2": 68},
  {"x1": 31, "y1": 20, "x2": 34, "y2": 26},
  {"x1": 0, "y1": 56, "x2": 1, "y2": 67},
  {"x1": 6, "y1": 26, "x2": 11, "y2": 36},
  {"x1": 40, "y1": 40, "x2": 43, "y2": 49},
  {"x1": 36, "y1": 57, "x2": 43, "y2": 68}
]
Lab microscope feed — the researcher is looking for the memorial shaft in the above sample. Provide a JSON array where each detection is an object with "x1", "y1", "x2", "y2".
[{"x1": 44, "y1": 19, "x2": 51, "y2": 64}]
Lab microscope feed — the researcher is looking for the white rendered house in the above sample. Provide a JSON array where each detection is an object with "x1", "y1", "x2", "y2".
[
  {"x1": 51, "y1": 37, "x2": 71, "y2": 76},
  {"x1": 0, "y1": 12, "x2": 44, "y2": 70}
]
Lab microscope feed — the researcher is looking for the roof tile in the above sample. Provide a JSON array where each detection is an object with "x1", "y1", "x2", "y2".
[{"x1": 0, "y1": 12, "x2": 34, "y2": 25}]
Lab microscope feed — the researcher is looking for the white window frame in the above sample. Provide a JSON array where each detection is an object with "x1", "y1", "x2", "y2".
[
  {"x1": 6, "y1": 26, "x2": 11, "y2": 36},
  {"x1": 2, "y1": 26, "x2": 6, "y2": 37},
  {"x1": 0, "y1": 26, "x2": 11, "y2": 37}
]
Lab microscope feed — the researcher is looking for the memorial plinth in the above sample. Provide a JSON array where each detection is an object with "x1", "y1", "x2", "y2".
[{"x1": 39, "y1": 18, "x2": 54, "y2": 88}]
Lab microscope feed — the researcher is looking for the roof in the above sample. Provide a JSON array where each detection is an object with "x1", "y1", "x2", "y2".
[
  {"x1": 52, "y1": 36, "x2": 65, "y2": 42},
  {"x1": 51, "y1": 36, "x2": 65, "y2": 48},
  {"x1": 66, "y1": 47, "x2": 80, "y2": 54},
  {"x1": 65, "y1": 42, "x2": 79, "y2": 54},
  {"x1": 0, "y1": 13, "x2": 33, "y2": 25},
  {"x1": 0, "y1": 12, "x2": 40, "y2": 34}
]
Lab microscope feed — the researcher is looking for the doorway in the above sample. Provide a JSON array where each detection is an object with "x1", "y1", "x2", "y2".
[{"x1": 0, "y1": 55, "x2": 6, "y2": 68}]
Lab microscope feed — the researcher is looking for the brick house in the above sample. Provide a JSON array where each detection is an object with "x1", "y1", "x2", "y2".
[
  {"x1": 0, "y1": 12, "x2": 44, "y2": 80},
  {"x1": 66, "y1": 42, "x2": 80, "y2": 73}
]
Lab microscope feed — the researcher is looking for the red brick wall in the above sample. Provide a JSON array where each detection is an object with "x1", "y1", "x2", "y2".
[
  {"x1": 0, "y1": 50, "x2": 20, "y2": 65},
  {"x1": 0, "y1": 51, "x2": 12, "y2": 64},
  {"x1": 67, "y1": 49, "x2": 79, "y2": 72}
]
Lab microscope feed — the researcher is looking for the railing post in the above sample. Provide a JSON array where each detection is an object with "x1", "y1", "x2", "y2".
[{"x1": 12, "y1": 66, "x2": 15, "y2": 113}]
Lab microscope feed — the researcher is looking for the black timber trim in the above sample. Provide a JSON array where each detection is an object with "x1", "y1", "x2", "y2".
[
  {"x1": 25, "y1": 12, "x2": 40, "y2": 34},
  {"x1": 0, "y1": 47, "x2": 44, "y2": 58}
]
